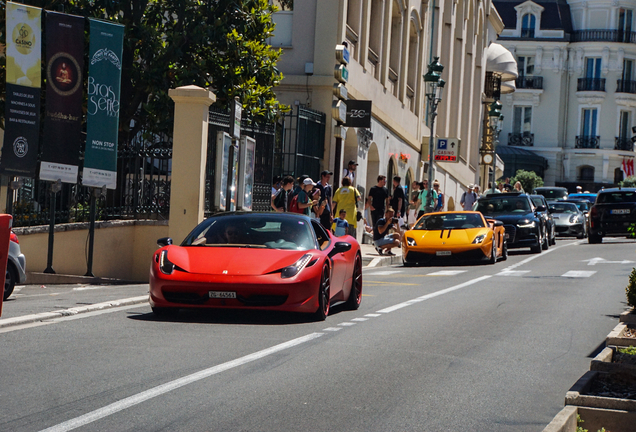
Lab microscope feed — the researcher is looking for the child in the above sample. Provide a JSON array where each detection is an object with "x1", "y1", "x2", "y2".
[{"x1": 334, "y1": 209, "x2": 349, "y2": 237}]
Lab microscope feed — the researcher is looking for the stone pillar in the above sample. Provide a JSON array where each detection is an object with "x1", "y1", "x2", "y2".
[{"x1": 167, "y1": 85, "x2": 216, "y2": 244}]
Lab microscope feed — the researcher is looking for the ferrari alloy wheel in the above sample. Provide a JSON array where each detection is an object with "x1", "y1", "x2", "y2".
[
  {"x1": 314, "y1": 264, "x2": 331, "y2": 321},
  {"x1": 345, "y1": 254, "x2": 362, "y2": 310}
]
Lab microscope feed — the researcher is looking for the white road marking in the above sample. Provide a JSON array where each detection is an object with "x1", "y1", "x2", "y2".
[
  {"x1": 427, "y1": 270, "x2": 467, "y2": 276},
  {"x1": 38, "y1": 333, "x2": 324, "y2": 432},
  {"x1": 376, "y1": 275, "x2": 492, "y2": 314},
  {"x1": 501, "y1": 240, "x2": 580, "y2": 272},
  {"x1": 365, "y1": 313, "x2": 381, "y2": 317},
  {"x1": 496, "y1": 270, "x2": 530, "y2": 277},
  {"x1": 351, "y1": 317, "x2": 368, "y2": 322},
  {"x1": 562, "y1": 270, "x2": 597, "y2": 278},
  {"x1": 582, "y1": 257, "x2": 634, "y2": 266},
  {"x1": 322, "y1": 327, "x2": 342, "y2": 332},
  {"x1": 366, "y1": 270, "x2": 403, "y2": 276},
  {"x1": 338, "y1": 322, "x2": 356, "y2": 326}
]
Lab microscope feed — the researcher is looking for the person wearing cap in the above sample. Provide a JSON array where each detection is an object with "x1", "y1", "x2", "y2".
[
  {"x1": 343, "y1": 160, "x2": 358, "y2": 185},
  {"x1": 297, "y1": 178, "x2": 318, "y2": 216},
  {"x1": 576, "y1": 185, "x2": 583, "y2": 192},
  {"x1": 332, "y1": 177, "x2": 361, "y2": 238},
  {"x1": 460, "y1": 184, "x2": 478, "y2": 211},
  {"x1": 291, "y1": 174, "x2": 309, "y2": 199},
  {"x1": 316, "y1": 170, "x2": 334, "y2": 230},
  {"x1": 271, "y1": 175, "x2": 282, "y2": 196}
]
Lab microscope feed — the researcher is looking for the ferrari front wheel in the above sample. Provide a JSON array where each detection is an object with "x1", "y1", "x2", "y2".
[
  {"x1": 314, "y1": 264, "x2": 331, "y2": 321},
  {"x1": 345, "y1": 254, "x2": 362, "y2": 310}
]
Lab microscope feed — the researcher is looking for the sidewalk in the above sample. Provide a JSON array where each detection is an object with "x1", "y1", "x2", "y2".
[{"x1": 360, "y1": 242, "x2": 402, "y2": 268}]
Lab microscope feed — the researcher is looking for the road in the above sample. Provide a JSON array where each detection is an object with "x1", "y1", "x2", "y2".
[{"x1": 0, "y1": 238, "x2": 632, "y2": 431}]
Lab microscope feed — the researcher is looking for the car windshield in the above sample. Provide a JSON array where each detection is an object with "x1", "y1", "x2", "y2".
[
  {"x1": 475, "y1": 197, "x2": 531, "y2": 214},
  {"x1": 413, "y1": 213, "x2": 485, "y2": 230},
  {"x1": 567, "y1": 201, "x2": 589, "y2": 212},
  {"x1": 596, "y1": 192, "x2": 636, "y2": 204},
  {"x1": 182, "y1": 215, "x2": 316, "y2": 250},
  {"x1": 549, "y1": 203, "x2": 579, "y2": 214},
  {"x1": 531, "y1": 197, "x2": 544, "y2": 207},
  {"x1": 534, "y1": 189, "x2": 568, "y2": 200}
]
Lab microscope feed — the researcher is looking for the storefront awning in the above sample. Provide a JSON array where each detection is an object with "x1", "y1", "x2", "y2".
[
  {"x1": 496, "y1": 145, "x2": 548, "y2": 179},
  {"x1": 486, "y1": 43, "x2": 518, "y2": 82},
  {"x1": 501, "y1": 79, "x2": 516, "y2": 94}
]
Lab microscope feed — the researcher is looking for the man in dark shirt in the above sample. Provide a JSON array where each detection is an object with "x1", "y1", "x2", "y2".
[
  {"x1": 390, "y1": 176, "x2": 406, "y2": 221},
  {"x1": 367, "y1": 175, "x2": 390, "y2": 227},
  {"x1": 271, "y1": 176, "x2": 294, "y2": 212},
  {"x1": 315, "y1": 170, "x2": 333, "y2": 230},
  {"x1": 373, "y1": 207, "x2": 401, "y2": 255}
]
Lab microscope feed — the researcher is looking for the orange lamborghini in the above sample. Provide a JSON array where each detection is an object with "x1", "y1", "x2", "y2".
[{"x1": 402, "y1": 211, "x2": 507, "y2": 265}]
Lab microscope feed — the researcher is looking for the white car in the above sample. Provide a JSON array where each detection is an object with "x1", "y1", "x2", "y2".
[{"x1": 5, "y1": 231, "x2": 26, "y2": 300}]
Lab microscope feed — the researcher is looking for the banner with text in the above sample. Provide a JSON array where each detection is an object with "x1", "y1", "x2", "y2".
[
  {"x1": 1, "y1": 2, "x2": 42, "y2": 177},
  {"x1": 82, "y1": 19, "x2": 124, "y2": 189},
  {"x1": 40, "y1": 11, "x2": 85, "y2": 183}
]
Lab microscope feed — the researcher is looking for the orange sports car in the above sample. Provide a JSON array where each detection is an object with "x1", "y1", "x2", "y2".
[{"x1": 402, "y1": 211, "x2": 507, "y2": 265}]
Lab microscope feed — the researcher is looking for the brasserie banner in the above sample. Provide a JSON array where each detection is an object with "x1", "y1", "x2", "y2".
[
  {"x1": 40, "y1": 11, "x2": 85, "y2": 183},
  {"x1": 1, "y1": 2, "x2": 42, "y2": 177},
  {"x1": 82, "y1": 19, "x2": 124, "y2": 189}
]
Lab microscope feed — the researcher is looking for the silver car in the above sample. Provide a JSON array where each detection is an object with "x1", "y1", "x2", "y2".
[
  {"x1": 549, "y1": 202, "x2": 587, "y2": 239},
  {"x1": 5, "y1": 231, "x2": 27, "y2": 300}
]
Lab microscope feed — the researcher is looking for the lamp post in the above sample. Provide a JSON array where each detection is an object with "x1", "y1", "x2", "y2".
[
  {"x1": 488, "y1": 100, "x2": 503, "y2": 193},
  {"x1": 424, "y1": 57, "x2": 445, "y2": 212}
]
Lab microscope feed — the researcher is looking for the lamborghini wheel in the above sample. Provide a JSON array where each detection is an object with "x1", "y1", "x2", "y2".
[
  {"x1": 501, "y1": 240, "x2": 508, "y2": 261},
  {"x1": 345, "y1": 254, "x2": 362, "y2": 310},
  {"x1": 314, "y1": 264, "x2": 331, "y2": 321},
  {"x1": 487, "y1": 238, "x2": 497, "y2": 265}
]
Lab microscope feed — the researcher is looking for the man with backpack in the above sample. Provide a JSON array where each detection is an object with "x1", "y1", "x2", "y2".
[
  {"x1": 271, "y1": 176, "x2": 295, "y2": 212},
  {"x1": 460, "y1": 184, "x2": 478, "y2": 211}
]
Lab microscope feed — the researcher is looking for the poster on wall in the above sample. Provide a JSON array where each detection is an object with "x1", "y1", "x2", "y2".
[
  {"x1": 82, "y1": 19, "x2": 125, "y2": 189},
  {"x1": 0, "y1": 2, "x2": 42, "y2": 177},
  {"x1": 238, "y1": 136, "x2": 256, "y2": 211},
  {"x1": 39, "y1": 11, "x2": 85, "y2": 183},
  {"x1": 215, "y1": 131, "x2": 238, "y2": 211}
]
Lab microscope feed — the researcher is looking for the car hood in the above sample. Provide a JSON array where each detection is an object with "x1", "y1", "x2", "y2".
[
  {"x1": 482, "y1": 213, "x2": 535, "y2": 224},
  {"x1": 163, "y1": 246, "x2": 313, "y2": 276},
  {"x1": 405, "y1": 228, "x2": 490, "y2": 246}
]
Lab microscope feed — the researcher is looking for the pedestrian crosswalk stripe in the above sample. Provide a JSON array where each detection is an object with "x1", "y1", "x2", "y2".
[
  {"x1": 427, "y1": 270, "x2": 467, "y2": 276},
  {"x1": 351, "y1": 317, "x2": 368, "y2": 322},
  {"x1": 496, "y1": 270, "x2": 530, "y2": 276},
  {"x1": 561, "y1": 270, "x2": 597, "y2": 278},
  {"x1": 338, "y1": 322, "x2": 356, "y2": 326},
  {"x1": 323, "y1": 327, "x2": 342, "y2": 332},
  {"x1": 365, "y1": 313, "x2": 381, "y2": 317}
]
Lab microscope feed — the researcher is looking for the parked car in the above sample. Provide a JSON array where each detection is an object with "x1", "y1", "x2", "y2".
[
  {"x1": 474, "y1": 192, "x2": 548, "y2": 253},
  {"x1": 548, "y1": 202, "x2": 587, "y2": 239},
  {"x1": 588, "y1": 188, "x2": 636, "y2": 244},
  {"x1": 149, "y1": 212, "x2": 362, "y2": 321},
  {"x1": 532, "y1": 186, "x2": 569, "y2": 201},
  {"x1": 401, "y1": 211, "x2": 507, "y2": 265},
  {"x1": 530, "y1": 194, "x2": 556, "y2": 245},
  {"x1": 567, "y1": 192, "x2": 596, "y2": 203},
  {"x1": 5, "y1": 230, "x2": 27, "y2": 300},
  {"x1": 564, "y1": 199, "x2": 592, "y2": 234}
]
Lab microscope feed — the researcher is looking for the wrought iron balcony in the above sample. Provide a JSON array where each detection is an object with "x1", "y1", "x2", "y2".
[
  {"x1": 508, "y1": 132, "x2": 534, "y2": 146},
  {"x1": 615, "y1": 137, "x2": 634, "y2": 151},
  {"x1": 617, "y1": 80, "x2": 636, "y2": 93},
  {"x1": 515, "y1": 76, "x2": 543, "y2": 89},
  {"x1": 572, "y1": 29, "x2": 636, "y2": 43},
  {"x1": 575, "y1": 136, "x2": 600, "y2": 149},
  {"x1": 577, "y1": 78, "x2": 606, "y2": 92}
]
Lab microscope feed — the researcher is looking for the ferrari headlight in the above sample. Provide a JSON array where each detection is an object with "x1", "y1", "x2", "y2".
[
  {"x1": 406, "y1": 237, "x2": 417, "y2": 246},
  {"x1": 569, "y1": 215, "x2": 579, "y2": 223},
  {"x1": 281, "y1": 254, "x2": 313, "y2": 279},
  {"x1": 159, "y1": 250, "x2": 175, "y2": 275},
  {"x1": 517, "y1": 220, "x2": 536, "y2": 228},
  {"x1": 472, "y1": 234, "x2": 486, "y2": 244}
]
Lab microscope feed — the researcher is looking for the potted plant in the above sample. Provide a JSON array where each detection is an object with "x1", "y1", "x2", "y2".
[{"x1": 620, "y1": 268, "x2": 636, "y2": 324}]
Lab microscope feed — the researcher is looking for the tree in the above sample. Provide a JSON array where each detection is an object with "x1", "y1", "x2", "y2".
[
  {"x1": 512, "y1": 169, "x2": 544, "y2": 193},
  {"x1": 0, "y1": 0, "x2": 287, "y2": 135}
]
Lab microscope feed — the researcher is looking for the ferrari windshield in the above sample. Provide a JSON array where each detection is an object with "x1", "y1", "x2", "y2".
[
  {"x1": 549, "y1": 203, "x2": 579, "y2": 214},
  {"x1": 182, "y1": 214, "x2": 316, "y2": 250},
  {"x1": 475, "y1": 197, "x2": 531, "y2": 214},
  {"x1": 413, "y1": 213, "x2": 485, "y2": 230}
]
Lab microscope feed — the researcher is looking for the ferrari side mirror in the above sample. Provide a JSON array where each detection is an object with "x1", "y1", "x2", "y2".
[
  {"x1": 329, "y1": 241, "x2": 352, "y2": 257},
  {"x1": 157, "y1": 237, "x2": 173, "y2": 247}
]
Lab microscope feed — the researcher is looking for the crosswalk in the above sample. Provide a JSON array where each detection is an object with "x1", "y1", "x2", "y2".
[{"x1": 365, "y1": 268, "x2": 598, "y2": 278}]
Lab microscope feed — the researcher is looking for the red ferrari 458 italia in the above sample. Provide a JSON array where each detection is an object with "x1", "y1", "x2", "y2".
[{"x1": 149, "y1": 212, "x2": 362, "y2": 320}]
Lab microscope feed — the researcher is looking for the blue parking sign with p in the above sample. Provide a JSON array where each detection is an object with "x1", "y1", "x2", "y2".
[{"x1": 438, "y1": 139, "x2": 448, "y2": 150}]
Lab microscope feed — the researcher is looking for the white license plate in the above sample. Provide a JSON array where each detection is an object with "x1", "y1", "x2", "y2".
[
  {"x1": 611, "y1": 209, "x2": 630, "y2": 214},
  {"x1": 436, "y1": 251, "x2": 451, "y2": 256},
  {"x1": 209, "y1": 291, "x2": 236, "y2": 299}
]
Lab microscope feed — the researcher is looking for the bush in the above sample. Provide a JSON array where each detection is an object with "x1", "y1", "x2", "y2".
[
  {"x1": 512, "y1": 169, "x2": 544, "y2": 193},
  {"x1": 627, "y1": 268, "x2": 636, "y2": 308},
  {"x1": 621, "y1": 176, "x2": 636, "y2": 187}
]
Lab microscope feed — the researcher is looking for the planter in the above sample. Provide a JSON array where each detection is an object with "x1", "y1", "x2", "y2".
[
  {"x1": 565, "y1": 370, "x2": 636, "y2": 411},
  {"x1": 591, "y1": 346, "x2": 636, "y2": 375},
  {"x1": 619, "y1": 309, "x2": 636, "y2": 325},
  {"x1": 542, "y1": 405, "x2": 636, "y2": 432},
  {"x1": 606, "y1": 322, "x2": 636, "y2": 348}
]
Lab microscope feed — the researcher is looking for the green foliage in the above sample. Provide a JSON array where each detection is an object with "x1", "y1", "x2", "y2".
[
  {"x1": 628, "y1": 268, "x2": 636, "y2": 308},
  {"x1": 577, "y1": 414, "x2": 587, "y2": 432},
  {"x1": 0, "y1": 0, "x2": 287, "y2": 135},
  {"x1": 512, "y1": 169, "x2": 544, "y2": 193},
  {"x1": 618, "y1": 345, "x2": 636, "y2": 355},
  {"x1": 620, "y1": 176, "x2": 636, "y2": 187}
]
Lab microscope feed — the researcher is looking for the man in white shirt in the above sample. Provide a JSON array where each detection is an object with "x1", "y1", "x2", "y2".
[{"x1": 460, "y1": 184, "x2": 478, "y2": 211}]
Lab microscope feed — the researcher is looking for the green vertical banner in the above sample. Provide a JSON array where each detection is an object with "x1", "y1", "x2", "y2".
[{"x1": 82, "y1": 19, "x2": 124, "y2": 189}]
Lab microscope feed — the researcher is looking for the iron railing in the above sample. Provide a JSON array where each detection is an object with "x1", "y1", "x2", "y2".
[
  {"x1": 617, "y1": 79, "x2": 636, "y2": 93},
  {"x1": 575, "y1": 136, "x2": 601, "y2": 149},
  {"x1": 515, "y1": 76, "x2": 543, "y2": 89},
  {"x1": 508, "y1": 132, "x2": 534, "y2": 146},
  {"x1": 577, "y1": 78, "x2": 606, "y2": 92},
  {"x1": 615, "y1": 137, "x2": 634, "y2": 151},
  {"x1": 572, "y1": 29, "x2": 636, "y2": 43}
]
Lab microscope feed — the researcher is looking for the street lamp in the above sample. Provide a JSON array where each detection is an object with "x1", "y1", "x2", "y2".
[
  {"x1": 424, "y1": 57, "x2": 445, "y2": 212},
  {"x1": 488, "y1": 100, "x2": 503, "y2": 193}
]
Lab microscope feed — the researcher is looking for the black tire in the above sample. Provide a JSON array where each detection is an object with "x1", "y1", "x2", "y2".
[
  {"x1": 577, "y1": 231, "x2": 585, "y2": 239},
  {"x1": 313, "y1": 264, "x2": 331, "y2": 321},
  {"x1": 345, "y1": 254, "x2": 362, "y2": 310},
  {"x1": 4, "y1": 263, "x2": 17, "y2": 301},
  {"x1": 530, "y1": 240, "x2": 542, "y2": 254},
  {"x1": 541, "y1": 229, "x2": 549, "y2": 250},
  {"x1": 152, "y1": 307, "x2": 178, "y2": 317},
  {"x1": 487, "y1": 238, "x2": 497, "y2": 265},
  {"x1": 549, "y1": 228, "x2": 556, "y2": 245},
  {"x1": 588, "y1": 233, "x2": 602, "y2": 244},
  {"x1": 501, "y1": 240, "x2": 508, "y2": 261}
]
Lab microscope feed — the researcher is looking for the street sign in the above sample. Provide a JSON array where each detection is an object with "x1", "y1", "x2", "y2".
[
  {"x1": 345, "y1": 100, "x2": 372, "y2": 128},
  {"x1": 335, "y1": 44, "x2": 349, "y2": 65},
  {"x1": 434, "y1": 138, "x2": 460, "y2": 162},
  {"x1": 334, "y1": 64, "x2": 348, "y2": 83},
  {"x1": 332, "y1": 100, "x2": 347, "y2": 123},
  {"x1": 230, "y1": 98, "x2": 242, "y2": 140},
  {"x1": 333, "y1": 83, "x2": 348, "y2": 99}
]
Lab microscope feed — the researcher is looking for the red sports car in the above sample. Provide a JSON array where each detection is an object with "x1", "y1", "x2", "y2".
[{"x1": 149, "y1": 212, "x2": 362, "y2": 320}]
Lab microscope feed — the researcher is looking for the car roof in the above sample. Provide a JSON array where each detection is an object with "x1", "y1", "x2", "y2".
[
  {"x1": 598, "y1": 188, "x2": 636, "y2": 193},
  {"x1": 534, "y1": 187, "x2": 568, "y2": 191},
  {"x1": 484, "y1": 192, "x2": 527, "y2": 198}
]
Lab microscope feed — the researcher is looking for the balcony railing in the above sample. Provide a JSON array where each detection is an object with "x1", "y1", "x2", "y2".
[
  {"x1": 617, "y1": 79, "x2": 636, "y2": 93},
  {"x1": 508, "y1": 132, "x2": 534, "y2": 146},
  {"x1": 516, "y1": 76, "x2": 543, "y2": 89},
  {"x1": 575, "y1": 136, "x2": 601, "y2": 149},
  {"x1": 572, "y1": 29, "x2": 636, "y2": 43},
  {"x1": 615, "y1": 137, "x2": 634, "y2": 151},
  {"x1": 577, "y1": 78, "x2": 606, "y2": 92}
]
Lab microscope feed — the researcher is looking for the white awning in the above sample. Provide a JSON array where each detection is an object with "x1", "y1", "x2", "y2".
[
  {"x1": 486, "y1": 43, "x2": 518, "y2": 82},
  {"x1": 501, "y1": 79, "x2": 516, "y2": 94}
]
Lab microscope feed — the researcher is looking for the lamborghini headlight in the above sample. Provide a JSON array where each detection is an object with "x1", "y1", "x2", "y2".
[
  {"x1": 472, "y1": 234, "x2": 486, "y2": 244},
  {"x1": 159, "y1": 250, "x2": 175, "y2": 275},
  {"x1": 406, "y1": 237, "x2": 417, "y2": 246},
  {"x1": 281, "y1": 254, "x2": 313, "y2": 279},
  {"x1": 517, "y1": 220, "x2": 536, "y2": 228}
]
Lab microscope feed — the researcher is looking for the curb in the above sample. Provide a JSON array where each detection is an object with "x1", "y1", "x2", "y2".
[
  {"x1": 26, "y1": 272, "x2": 143, "y2": 286},
  {"x1": 0, "y1": 295, "x2": 149, "y2": 329},
  {"x1": 363, "y1": 254, "x2": 402, "y2": 268}
]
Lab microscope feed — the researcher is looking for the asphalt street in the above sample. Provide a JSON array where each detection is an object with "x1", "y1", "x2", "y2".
[{"x1": 0, "y1": 238, "x2": 633, "y2": 431}]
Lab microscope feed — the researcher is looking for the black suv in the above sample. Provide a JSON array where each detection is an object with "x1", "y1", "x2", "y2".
[
  {"x1": 530, "y1": 194, "x2": 556, "y2": 246},
  {"x1": 474, "y1": 192, "x2": 548, "y2": 253},
  {"x1": 588, "y1": 188, "x2": 636, "y2": 243}
]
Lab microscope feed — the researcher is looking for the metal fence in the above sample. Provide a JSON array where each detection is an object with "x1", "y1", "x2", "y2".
[{"x1": 276, "y1": 106, "x2": 326, "y2": 180}]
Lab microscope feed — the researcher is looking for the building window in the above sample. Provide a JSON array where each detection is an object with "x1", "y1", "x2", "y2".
[
  {"x1": 521, "y1": 14, "x2": 536, "y2": 38},
  {"x1": 586, "y1": 58, "x2": 602, "y2": 79},
  {"x1": 619, "y1": 8, "x2": 633, "y2": 43},
  {"x1": 620, "y1": 111, "x2": 631, "y2": 140},
  {"x1": 269, "y1": 0, "x2": 293, "y2": 47},
  {"x1": 623, "y1": 59, "x2": 634, "y2": 81},
  {"x1": 517, "y1": 56, "x2": 535, "y2": 77},
  {"x1": 579, "y1": 166, "x2": 595, "y2": 182},
  {"x1": 513, "y1": 106, "x2": 532, "y2": 134},
  {"x1": 581, "y1": 108, "x2": 598, "y2": 137}
]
